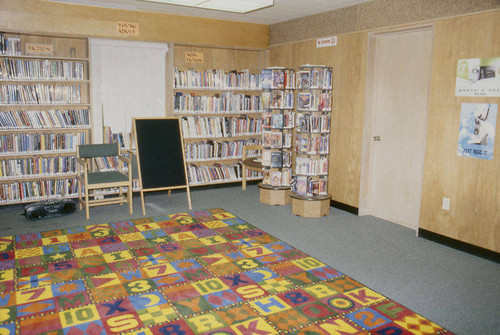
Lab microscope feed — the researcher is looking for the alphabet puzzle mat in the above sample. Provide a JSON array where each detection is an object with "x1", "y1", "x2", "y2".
[{"x1": 0, "y1": 209, "x2": 453, "y2": 334}]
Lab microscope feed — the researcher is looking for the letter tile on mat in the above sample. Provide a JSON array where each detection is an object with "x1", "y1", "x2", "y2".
[{"x1": 0, "y1": 209, "x2": 454, "y2": 334}]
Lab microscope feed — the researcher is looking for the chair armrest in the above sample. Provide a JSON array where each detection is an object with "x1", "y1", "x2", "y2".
[
  {"x1": 76, "y1": 157, "x2": 87, "y2": 166},
  {"x1": 118, "y1": 155, "x2": 131, "y2": 165},
  {"x1": 243, "y1": 144, "x2": 262, "y2": 159}
]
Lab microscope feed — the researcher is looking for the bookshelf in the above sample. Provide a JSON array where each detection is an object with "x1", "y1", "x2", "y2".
[
  {"x1": 0, "y1": 32, "x2": 91, "y2": 204},
  {"x1": 291, "y1": 65, "x2": 332, "y2": 217},
  {"x1": 259, "y1": 67, "x2": 295, "y2": 205},
  {"x1": 174, "y1": 68, "x2": 263, "y2": 186}
]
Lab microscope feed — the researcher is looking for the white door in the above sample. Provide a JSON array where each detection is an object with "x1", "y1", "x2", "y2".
[{"x1": 362, "y1": 27, "x2": 433, "y2": 230}]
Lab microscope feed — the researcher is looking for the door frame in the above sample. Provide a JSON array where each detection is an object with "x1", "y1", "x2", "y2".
[{"x1": 359, "y1": 24, "x2": 434, "y2": 231}]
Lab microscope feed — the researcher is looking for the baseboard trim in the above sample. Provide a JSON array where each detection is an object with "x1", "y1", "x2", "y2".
[
  {"x1": 418, "y1": 228, "x2": 500, "y2": 263},
  {"x1": 330, "y1": 200, "x2": 359, "y2": 215}
]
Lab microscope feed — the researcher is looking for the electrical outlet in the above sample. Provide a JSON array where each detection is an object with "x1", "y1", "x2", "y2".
[{"x1": 442, "y1": 197, "x2": 450, "y2": 211}]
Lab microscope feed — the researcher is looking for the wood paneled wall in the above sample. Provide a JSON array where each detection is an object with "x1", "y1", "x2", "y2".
[
  {"x1": 269, "y1": 10, "x2": 500, "y2": 252},
  {"x1": 269, "y1": 33, "x2": 367, "y2": 208},
  {"x1": 173, "y1": 45, "x2": 267, "y2": 73},
  {"x1": 420, "y1": 11, "x2": 500, "y2": 252},
  {"x1": 0, "y1": 0, "x2": 268, "y2": 49}
]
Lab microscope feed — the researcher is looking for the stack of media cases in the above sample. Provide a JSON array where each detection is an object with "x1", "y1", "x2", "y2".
[
  {"x1": 290, "y1": 65, "x2": 333, "y2": 217},
  {"x1": 260, "y1": 67, "x2": 295, "y2": 189}
]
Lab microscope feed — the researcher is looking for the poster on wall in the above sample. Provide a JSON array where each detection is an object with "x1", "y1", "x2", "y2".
[
  {"x1": 455, "y1": 57, "x2": 500, "y2": 97},
  {"x1": 457, "y1": 103, "x2": 497, "y2": 160}
]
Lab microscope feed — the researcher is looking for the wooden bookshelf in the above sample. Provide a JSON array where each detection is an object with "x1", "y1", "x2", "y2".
[
  {"x1": 170, "y1": 45, "x2": 267, "y2": 187},
  {"x1": 291, "y1": 65, "x2": 333, "y2": 217},
  {"x1": 173, "y1": 67, "x2": 264, "y2": 186},
  {"x1": 0, "y1": 31, "x2": 91, "y2": 204}
]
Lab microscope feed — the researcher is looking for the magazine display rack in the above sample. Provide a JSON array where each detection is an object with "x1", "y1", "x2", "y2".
[
  {"x1": 259, "y1": 67, "x2": 295, "y2": 205},
  {"x1": 0, "y1": 32, "x2": 91, "y2": 204},
  {"x1": 174, "y1": 68, "x2": 263, "y2": 186},
  {"x1": 291, "y1": 65, "x2": 332, "y2": 217}
]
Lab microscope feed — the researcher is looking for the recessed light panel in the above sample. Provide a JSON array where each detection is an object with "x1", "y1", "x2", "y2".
[{"x1": 143, "y1": 0, "x2": 273, "y2": 13}]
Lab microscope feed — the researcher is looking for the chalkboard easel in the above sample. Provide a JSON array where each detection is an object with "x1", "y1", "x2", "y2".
[{"x1": 131, "y1": 117, "x2": 192, "y2": 214}]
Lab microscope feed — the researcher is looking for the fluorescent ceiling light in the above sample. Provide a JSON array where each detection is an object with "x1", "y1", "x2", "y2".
[{"x1": 142, "y1": 0, "x2": 273, "y2": 13}]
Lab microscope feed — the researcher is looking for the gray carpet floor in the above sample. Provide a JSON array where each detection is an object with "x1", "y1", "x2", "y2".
[{"x1": 0, "y1": 184, "x2": 499, "y2": 334}]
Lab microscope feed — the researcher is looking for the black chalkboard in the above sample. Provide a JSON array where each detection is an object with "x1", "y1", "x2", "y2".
[{"x1": 133, "y1": 118, "x2": 188, "y2": 190}]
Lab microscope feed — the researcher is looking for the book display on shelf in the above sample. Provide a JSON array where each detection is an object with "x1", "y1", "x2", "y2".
[
  {"x1": 0, "y1": 32, "x2": 91, "y2": 204},
  {"x1": 260, "y1": 67, "x2": 295, "y2": 190},
  {"x1": 174, "y1": 68, "x2": 263, "y2": 186},
  {"x1": 291, "y1": 65, "x2": 333, "y2": 216}
]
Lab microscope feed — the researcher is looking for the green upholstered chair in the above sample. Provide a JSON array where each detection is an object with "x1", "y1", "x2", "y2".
[{"x1": 76, "y1": 143, "x2": 133, "y2": 220}]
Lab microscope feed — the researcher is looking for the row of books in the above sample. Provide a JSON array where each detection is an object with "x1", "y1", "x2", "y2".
[
  {"x1": 0, "y1": 156, "x2": 76, "y2": 179},
  {"x1": 261, "y1": 68, "x2": 295, "y2": 90},
  {"x1": 0, "y1": 84, "x2": 82, "y2": 104},
  {"x1": 180, "y1": 116, "x2": 262, "y2": 138},
  {"x1": 185, "y1": 138, "x2": 261, "y2": 162},
  {"x1": 262, "y1": 150, "x2": 291, "y2": 168},
  {"x1": 262, "y1": 111, "x2": 294, "y2": 129},
  {"x1": 295, "y1": 157, "x2": 329, "y2": 176},
  {"x1": 174, "y1": 92, "x2": 262, "y2": 114},
  {"x1": 174, "y1": 68, "x2": 261, "y2": 90},
  {"x1": 262, "y1": 168, "x2": 292, "y2": 187},
  {"x1": 187, "y1": 163, "x2": 262, "y2": 185},
  {"x1": 297, "y1": 67, "x2": 333, "y2": 90},
  {"x1": 93, "y1": 156, "x2": 125, "y2": 171},
  {"x1": 0, "y1": 178, "x2": 78, "y2": 203},
  {"x1": 262, "y1": 131, "x2": 293, "y2": 149},
  {"x1": 262, "y1": 91, "x2": 294, "y2": 109},
  {"x1": 0, "y1": 35, "x2": 21, "y2": 56},
  {"x1": 296, "y1": 113, "x2": 330, "y2": 133},
  {"x1": 292, "y1": 175, "x2": 328, "y2": 197},
  {"x1": 297, "y1": 92, "x2": 332, "y2": 111},
  {"x1": 0, "y1": 133, "x2": 86, "y2": 155},
  {"x1": 0, "y1": 58, "x2": 85, "y2": 81},
  {"x1": 0, "y1": 109, "x2": 90, "y2": 129},
  {"x1": 296, "y1": 135, "x2": 330, "y2": 155},
  {"x1": 103, "y1": 128, "x2": 131, "y2": 149}
]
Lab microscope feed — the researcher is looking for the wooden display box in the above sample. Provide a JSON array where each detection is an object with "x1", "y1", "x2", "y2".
[
  {"x1": 259, "y1": 187, "x2": 291, "y2": 206},
  {"x1": 291, "y1": 195, "x2": 331, "y2": 217}
]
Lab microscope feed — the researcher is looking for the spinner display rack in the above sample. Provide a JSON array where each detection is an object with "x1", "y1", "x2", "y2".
[
  {"x1": 0, "y1": 31, "x2": 91, "y2": 204},
  {"x1": 259, "y1": 67, "x2": 295, "y2": 205},
  {"x1": 291, "y1": 65, "x2": 333, "y2": 217}
]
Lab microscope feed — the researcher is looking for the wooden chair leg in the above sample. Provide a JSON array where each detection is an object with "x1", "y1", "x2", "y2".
[
  {"x1": 119, "y1": 186, "x2": 123, "y2": 206},
  {"x1": 85, "y1": 190, "x2": 90, "y2": 220},
  {"x1": 242, "y1": 166, "x2": 247, "y2": 190},
  {"x1": 77, "y1": 179, "x2": 83, "y2": 210},
  {"x1": 128, "y1": 184, "x2": 133, "y2": 214}
]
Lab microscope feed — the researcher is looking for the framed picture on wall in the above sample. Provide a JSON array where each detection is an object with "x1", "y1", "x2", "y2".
[
  {"x1": 457, "y1": 103, "x2": 497, "y2": 160},
  {"x1": 455, "y1": 57, "x2": 500, "y2": 97}
]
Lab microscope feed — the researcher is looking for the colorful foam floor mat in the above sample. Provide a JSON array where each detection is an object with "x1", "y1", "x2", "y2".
[{"x1": 0, "y1": 209, "x2": 453, "y2": 334}]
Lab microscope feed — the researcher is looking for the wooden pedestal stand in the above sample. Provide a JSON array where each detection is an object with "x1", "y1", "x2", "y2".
[
  {"x1": 291, "y1": 194, "x2": 331, "y2": 217},
  {"x1": 259, "y1": 183, "x2": 291, "y2": 206}
]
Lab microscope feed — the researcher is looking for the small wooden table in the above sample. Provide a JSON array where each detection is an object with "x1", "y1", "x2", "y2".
[{"x1": 241, "y1": 156, "x2": 262, "y2": 190}]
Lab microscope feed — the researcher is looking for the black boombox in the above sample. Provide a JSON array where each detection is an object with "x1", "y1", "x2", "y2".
[{"x1": 24, "y1": 199, "x2": 77, "y2": 220}]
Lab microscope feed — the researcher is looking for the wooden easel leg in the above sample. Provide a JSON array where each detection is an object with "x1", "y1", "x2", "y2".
[
  {"x1": 128, "y1": 185, "x2": 133, "y2": 214},
  {"x1": 186, "y1": 186, "x2": 192, "y2": 210},
  {"x1": 140, "y1": 189, "x2": 146, "y2": 216}
]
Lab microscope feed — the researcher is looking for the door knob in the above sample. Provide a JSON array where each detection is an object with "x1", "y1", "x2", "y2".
[{"x1": 373, "y1": 136, "x2": 381, "y2": 141}]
